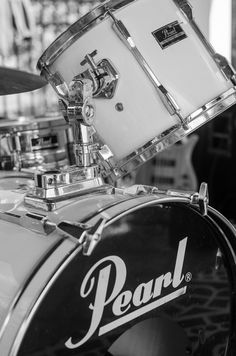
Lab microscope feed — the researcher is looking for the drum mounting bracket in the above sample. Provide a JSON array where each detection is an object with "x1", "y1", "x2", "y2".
[
  {"x1": 24, "y1": 77, "x2": 111, "y2": 210},
  {"x1": 79, "y1": 50, "x2": 119, "y2": 99}
]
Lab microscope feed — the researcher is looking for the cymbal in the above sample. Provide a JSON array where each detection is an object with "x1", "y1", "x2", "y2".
[{"x1": 0, "y1": 67, "x2": 47, "y2": 95}]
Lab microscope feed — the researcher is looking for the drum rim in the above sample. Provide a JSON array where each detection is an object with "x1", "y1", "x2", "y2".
[
  {"x1": 37, "y1": 0, "x2": 134, "y2": 71},
  {"x1": 5, "y1": 194, "x2": 236, "y2": 355},
  {"x1": 2, "y1": 194, "x2": 192, "y2": 356},
  {"x1": 0, "y1": 114, "x2": 65, "y2": 129},
  {"x1": 101, "y1": 88, "x2": 236, "y2": 181}
]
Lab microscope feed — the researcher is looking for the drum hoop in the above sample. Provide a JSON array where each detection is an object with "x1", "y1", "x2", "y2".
[
  {"x1": 0, "y1": 237, "x2": 65, "y2": 352},
  {"x1": 0, "y1": 115, "x2": 65, "y2": 130},
  {"x1": 102, "y1": 88, "x2": 236, "y2": 180},
  {"x1": 5, "y1": 195, "x2": 192, "y2": 353},
  {"x1": 80, "y1": 193, "x2": 192, "y2": 225},
  {"x1": 37, "y1": 0, "x2": 134, "y2": 70},
  {"x1": 4, "y1": 194, "x2": 236, "y2": 355}
]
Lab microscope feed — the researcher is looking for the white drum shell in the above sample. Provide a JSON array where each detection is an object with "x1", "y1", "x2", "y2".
[{"x1": 50, "y1": 0, "x2": 233, "y2": 159}]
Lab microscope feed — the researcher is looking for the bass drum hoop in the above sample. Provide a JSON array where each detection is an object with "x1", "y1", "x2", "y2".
[{"x1": 4, "y1": 197, "x2": 236, "y2": 355}]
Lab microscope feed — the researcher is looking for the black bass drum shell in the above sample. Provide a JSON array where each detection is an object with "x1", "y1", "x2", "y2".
[{"x1": 17, "y1": 202, "x2": 236, "y2": 355}]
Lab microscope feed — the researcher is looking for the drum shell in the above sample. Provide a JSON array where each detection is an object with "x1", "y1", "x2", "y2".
[
  {"x1": 0, "y1": 188, "x2": 235, "y2": 355},
  {"x1": 46, "y1": 0, "x2": 234, "y2": 161}
]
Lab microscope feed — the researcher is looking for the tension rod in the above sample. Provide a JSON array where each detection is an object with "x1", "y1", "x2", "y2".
[{"x1": 107, "y1": 10, "x2": 188, "y2": 130}]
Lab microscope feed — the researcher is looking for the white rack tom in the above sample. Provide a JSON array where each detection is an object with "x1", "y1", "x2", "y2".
[{"x1": 38, "y1": 0, "x2": 236, "y2": 180}]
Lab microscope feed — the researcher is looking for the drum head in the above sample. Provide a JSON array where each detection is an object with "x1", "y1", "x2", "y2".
[{"x1": 16, "y1": 202, "x2": 236, "y2": 355}]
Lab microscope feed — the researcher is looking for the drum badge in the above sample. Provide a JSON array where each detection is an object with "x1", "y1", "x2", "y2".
[
  {"x1": 152, "y1": 21, "x2": 187, "y2": 49},
  {"x1": 65, "y1": 237, "x2": 190, "y2": 349}
]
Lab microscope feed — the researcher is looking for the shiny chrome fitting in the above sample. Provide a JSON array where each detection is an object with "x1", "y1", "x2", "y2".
[
  {"x1": 190, "y1": 182, "x2": 209, "y2": 215},
  {"x1": 67, "y1": 78, "x2": 95, "y2": 126},
  {"x1": 79, "y1": 218, "x2": 107, "y2": 256},
  {"x1": 79, "y1": 51, "x2": 119, "y2": 99},
  {"x1": 213, "y1": 53, "x2": 236, "y2": 84},
  {"x1": 24, "y1": 166, "x2": 106, "y2": 211},
  {"x1": 173, "y1": 0, "x2": 193, "y2": 20},
  {"x1": 74, "y1": 142, "x2": 99, "y2": 167},
  {"x1": 41, "y1": 66, "x2": 69, "y2": 100},
  {"x1": 33, "y1": 166, "x2": 102, "y2": 192}
]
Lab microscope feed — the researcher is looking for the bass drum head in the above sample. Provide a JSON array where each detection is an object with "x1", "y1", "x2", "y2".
[{"x1": 17, "y1": 202, "x2": 236, "y2": 355}]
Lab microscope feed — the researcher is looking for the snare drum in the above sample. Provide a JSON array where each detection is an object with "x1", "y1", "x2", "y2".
[
  {"x1": 38, "y1": 0, "x2": 236, "y2": 180},
  {"x1": 0, "y1": 115, "x2": 74, "y2": 171},
  {"x1": 0, "y1": 186, "x2": 235, "y2": 355}
]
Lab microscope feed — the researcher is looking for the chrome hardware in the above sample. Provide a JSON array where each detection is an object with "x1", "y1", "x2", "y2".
[
  {"x1": 173, "y1": 0, "x2": 193, "y2": 20},
  {"x1": 24, "y1": 170, "x2": 107, "y2": 211},
  {"x1": 41, "y1": 65, "x2": 69, "y2": 100},
  {"x1": 25, "y1": 77, "x2": 107, "y2": 211},
  {"x1": 58, "y1": 220, "x2": 91, "y2": 235},
  {"x1": 191, "y1": 182, "x2": 209, "y2": 216},
  {"x1": 108, "y1": 10, "x2": 188, "y2": 129},
  {"x1": 79, "y1": 50, "x2": 119, "y2": 99},
  {"x1": 79, "y1": 217, "x2": 107, "y2": 255},
  {"x1": 26, "y1": 167, "x2": 104, "y2": 199},
  {"x1": 80, "y1": 50, "x2": 99, "y2": 69},
  {"x1": 122, "y1": 184, "x2": 153, "y2": 196},
  {"x1": 99, "y1": 144, "x2": 114, "y2": 162},
  {"x1": 115, "y1": 102, "x2": 124, "y2": 111},
  {"x1": 0, "y1": 210, "x2": 57, "y2": 235},
  {"x1": 173, "y1": 0, "x2": 236, "y2": 84},
  {"x1": 67, "y1": 77, "x2": 95, "y2": 126},
  {"x1": 215, "y1": 248, "x2": 223, "y2": 271},
  {"x1": 213, "y1": 53, "x2": 236, "y2": 84},
  {"x1": 22, "y1": 213, "x2": 56, "y2": 235},
  {"x1": 52, "y1": 220, "x2": 92, "y2": 243},
  {"x1": 65, "y1": 77, "x2": 99, "y2": 168},
  {"x1": 198, "y1": 182, "x2": 209, "y2": 215}
]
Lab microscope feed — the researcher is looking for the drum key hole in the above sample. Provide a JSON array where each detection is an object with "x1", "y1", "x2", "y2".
[{"x1": 115, "y1": 103, "x2": 124, "y2": 112}]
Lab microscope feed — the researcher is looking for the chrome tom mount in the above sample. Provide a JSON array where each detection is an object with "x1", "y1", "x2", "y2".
[
  {"x1": 24, "y1": 72, "x2": 113, "y2": 211},
  {"x1": 25, "y1": 48, "x2": 211, "y2": 214}
]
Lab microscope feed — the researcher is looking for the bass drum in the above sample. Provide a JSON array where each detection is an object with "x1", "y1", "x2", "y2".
[{"x1": 0, "y1": 187, "x2": 235, "y2": 355}]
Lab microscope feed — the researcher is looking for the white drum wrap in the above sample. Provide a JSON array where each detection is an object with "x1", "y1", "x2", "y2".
[{"x1": 38, "y1": 0, "x2": 236, "y2": 180}]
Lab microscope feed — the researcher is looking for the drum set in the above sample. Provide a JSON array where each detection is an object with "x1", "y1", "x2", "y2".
[{"x1": 0, "y1": 0, "x2": 236, "y2": 355}]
